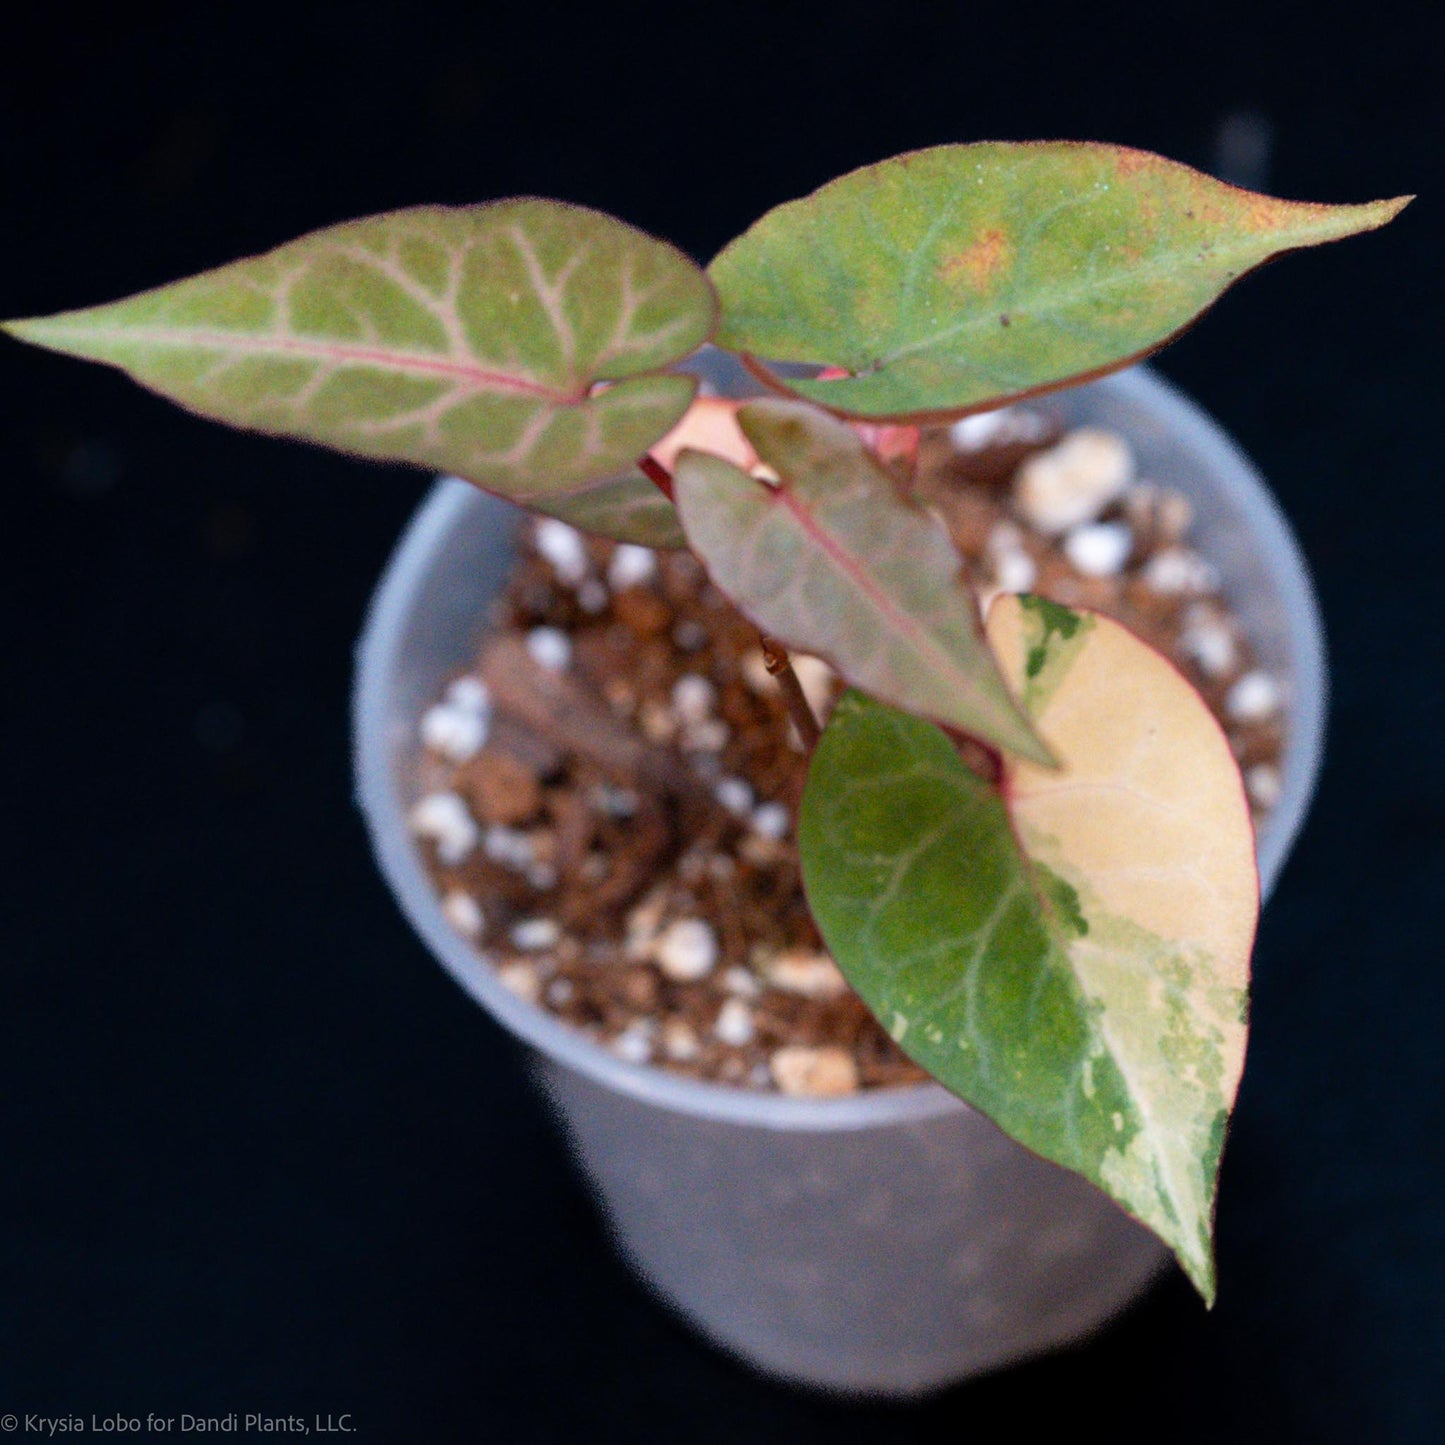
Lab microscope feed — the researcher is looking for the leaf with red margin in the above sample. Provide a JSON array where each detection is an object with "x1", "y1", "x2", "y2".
[
  {"x1": 672, "y1": 397, "x2": 1052, "y2": 766},
  {"x1": 709, "y1": 142, "x2": 1409, "y2": 421},
  {"x1": 5, "y1": 200, "x2": 718, "y2": 544}
]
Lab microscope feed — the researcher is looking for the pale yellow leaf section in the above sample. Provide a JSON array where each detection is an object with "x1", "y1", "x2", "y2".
[
  {"x1": 650, "y1": 396, "x2": 758, "y2": 473},
  {"x1": 987, "y1": 595, "x2": 1259, "y2": 1297},
  {"x1": 988, "y1": 599, "x2": 1257, "y2": 978}
]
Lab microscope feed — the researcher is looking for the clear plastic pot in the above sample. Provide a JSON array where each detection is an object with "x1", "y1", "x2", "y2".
[{"x1": 352, "y1": 351, "x2": 1325, "y2": 1396}]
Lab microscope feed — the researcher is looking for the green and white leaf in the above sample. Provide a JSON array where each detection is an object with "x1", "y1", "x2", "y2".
[
  {"x1": 672, "y1": 398, "x2": 1051, "y2": 766},
  {"x1": 710, "y1": 142, "x2": 1410, "y2": 420},
  {"x1": 6, "y1": 200, "x2": 718, "y2": 543},
  {"x1": 799, "y1": 595, "x2": 1259, "y2": 1301}
]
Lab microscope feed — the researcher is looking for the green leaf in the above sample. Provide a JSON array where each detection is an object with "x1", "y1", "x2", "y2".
[
  {"x1": 539, "y1": 470, "x2": 687, "y2": 549},
  {"x1": 799, "y1": 596, "x2": 1260, "y2": 1301},
  {"x1": 709, "y1": 142, "x2": 1410, "y2": 420},
  {"x1": 6, "y1": 200, "x2": 718, "y2": 543},
  {"x1": 672, "y1": 398, "x2": 1051, "y2": 766}
]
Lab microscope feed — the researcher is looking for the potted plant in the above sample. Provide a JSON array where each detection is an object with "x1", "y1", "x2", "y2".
[{"x1": 3, "y1": 141, "x2": 1406, "y2": 1395}]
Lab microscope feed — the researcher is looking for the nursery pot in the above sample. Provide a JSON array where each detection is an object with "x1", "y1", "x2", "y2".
[{"x1": 353, "y1": 351, "x2": 1325, "y2": 1396}]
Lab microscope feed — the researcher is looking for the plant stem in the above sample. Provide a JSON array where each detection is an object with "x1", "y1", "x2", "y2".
[
  {"x1": 637, "y1": 453, "x2": 674, "y2": 499},
  {"x1": 760, "y1": 635, "x2": 822, "y2": 750}
]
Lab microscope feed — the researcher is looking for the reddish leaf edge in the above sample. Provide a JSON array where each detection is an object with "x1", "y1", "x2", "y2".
[
  {"x1": 710, "y1": 140, "x2": 1411, "y2": 423},
  {"x1": 674, "y1": 441, "x2": 1059, "y2": 770},
  {"x1": 3, "y1": 197, "x2": 726, "y2": 498}
]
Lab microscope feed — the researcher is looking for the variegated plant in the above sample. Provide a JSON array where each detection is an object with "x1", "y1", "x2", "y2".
[{"x1": 5, "y1": 142, "x2": 1407, "y2": 1301}]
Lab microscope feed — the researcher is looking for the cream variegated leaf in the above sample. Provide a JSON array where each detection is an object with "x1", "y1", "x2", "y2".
[
  {"x1": 671, "y1": 398, "x2": 1052, "y2": 766},
  {"x1": 799, "y1": 595, "x2": 1259, "y2": 1300},
  {"x1": 6, "y1": 200, "x2": 718, "y2": 544}
]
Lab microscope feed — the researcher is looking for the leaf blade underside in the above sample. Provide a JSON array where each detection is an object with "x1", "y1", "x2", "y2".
[{"x1": 672, "y1": 398, "x2": 1051, "y2": 766}]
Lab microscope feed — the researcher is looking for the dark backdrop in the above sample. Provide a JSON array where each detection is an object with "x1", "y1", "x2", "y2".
[{"x1": 2, "y1": 4, "x2": 1440, "y2": 1441}]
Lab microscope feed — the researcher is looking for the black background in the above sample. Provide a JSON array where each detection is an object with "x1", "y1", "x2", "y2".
[{"x1": 2, "y1": 3, "x2": 1441, "y2": 1440}]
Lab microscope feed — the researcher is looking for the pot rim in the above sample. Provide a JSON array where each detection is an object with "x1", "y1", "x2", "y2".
[{"x1": 353, "y1": 363, "x2": 1326, "y2": 1132}]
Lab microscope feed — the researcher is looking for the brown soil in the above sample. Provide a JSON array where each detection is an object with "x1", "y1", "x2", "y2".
[{"x1": 409, "y1": 412, "x2": 1286, "y2": 1095}]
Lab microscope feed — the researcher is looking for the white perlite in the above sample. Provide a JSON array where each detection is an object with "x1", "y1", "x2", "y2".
[
  {"x1": 671, "y1": 674, "x2": 717, "y2": 725},
  {"x1": 534, "y1": 517, "x2": 589, "y2": 584},
  {"x1": 662, "y1": 1019, "x2": 700, "y2": 1062},
  {"x1": 992, "y1": 546, "x2": 1037, "y2": 594},
  {"x1": 624, "y1": 891, "x2": 668, "y2": 958},
  {"x1": 608, "y1": 543, "x2": 658, "y2": 590},
  {"x1": 768, "y1": 951, "x2": 849, "y2": 999},
  {"x1": 612, "y1": 1021, "x2": 656, "y2": 1066},
  {"x1": 1015, "y1": 427, "x2": 1134, "y2": 534},
  {"x1": 770, "y1": 1046, "x2": 860, "y2": 1097},
  {"x1": 1063, "y1": 521, "x2": 1133, "y2": 578},
  {"x1": 1246, "y1": 763, "x2": 1283, "y2": 810},
  {"x1": 525, "y1": 626, "x2": 572, "y2": 672},
  {"x1": 722, "y1": 966, "x2": 762, "y2": 999},
  {"x1": 510, "y1": 917, "x2": 561, "y2": 951},
  {"x1": 949, "y1": 407, "x2": 1049, "y2": 451},
  {"x1": 714, "y1": 777, "x2": 755, "y2": 817},
  {"x1": 713, "y1": 998, "x2": 756, "y2": 1047},
  {"x1": 1142, "y1": 547, "x2": 1217, "y2": 596},
  {"x1": 749, "y1": 802, "x2": 790, "y2": 840},
  {"x1": 408, "y1": 791, "x2": 478, "y2": 865},
  {"x1": 1180, "y1": 612, "x2": 1239, "y2": 678},
  {"x1": 655, "y1": 919, "x2": 719, "y2": 981},
  {"x1": 419, "y1": 702, "x2": 488, "y2": 762},
  {"x1": 441, "y1": 890, "x2": 484, "y2": 938},
  {"x1": 483, "y1": 826, "x2": 535, "y2": 870},
  {"x1": 1227, "y1": 670, "x2": 1283, "y2": 723},
  {"x1": 1125, "y1": 483, "x2": 1194, "y2": 543},
  {"x1": 444, "y1": 676, "x2": 490, "y2": 713},
  {"x1": 496, "y1": 961, "x2": 541, "y2": 1005}
]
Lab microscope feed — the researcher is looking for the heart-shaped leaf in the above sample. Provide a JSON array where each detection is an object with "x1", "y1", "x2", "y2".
[
  {"x1": 799, "y1": 595, "x2": 1259, "y2": 1300},
  {"x1": 672, "y1": 398, "x2": 1052, "y2": 766},
  {"x1": 6, "y1": 200, "x2": 718, "y2": 543},
  {"x1": 710, "y1": 142, "x2": 1410, "y2": 420}
]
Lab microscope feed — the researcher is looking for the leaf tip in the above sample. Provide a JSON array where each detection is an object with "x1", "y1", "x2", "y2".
[
  {"x1": 2, "y1": 310, "x2": 85, "y2": 359},
  {"x1": 1303, "y1": 191, "x2": 1415, "y2": 246},
  {"x1": 1186, "y1": 1250, "x2": 1219, "y2": 1309},
  {"x1": 1376, "y1": 193, "x2": 1415, "y2": 225},
  {"x1": 2, "y1": 315, "x2": 43, "y2": 344}
]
